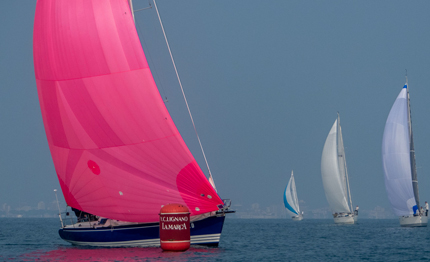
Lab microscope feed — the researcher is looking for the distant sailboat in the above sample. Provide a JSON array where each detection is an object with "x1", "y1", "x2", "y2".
[
  {"x1": 382, "y1": 79, "x2": 427, "y2": 227},
  {"x1": 283, "y1": 171, "x2": 303, "y2": 221},
  {"x1": 321, "y1": 113, "x2": 357, "y2": 224}
]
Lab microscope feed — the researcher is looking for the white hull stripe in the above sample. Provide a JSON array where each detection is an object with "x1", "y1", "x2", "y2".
[
  {"x1": 64, "y1": 234, "x2": 221, "y2": 247},
  {"x1": 160, "y1": 240, "x2": 190, "y2": 243},
  {"x1": 191, "y1": 233, "x2": 221, "y2": 243},
  {"x1": 66, "y1": 239, "x2": 161, "y2": 247},
  {"x1": 160, "y1": 212, "x2": 190, "y2": 215},
  {"x1": 62, "y1": 225, "x2": 159, "y2": 232}
]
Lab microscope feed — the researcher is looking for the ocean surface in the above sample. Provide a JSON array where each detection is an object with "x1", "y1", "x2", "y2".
[{"x1": 1, "y1": 218, "x2": 430, "y2": 261}]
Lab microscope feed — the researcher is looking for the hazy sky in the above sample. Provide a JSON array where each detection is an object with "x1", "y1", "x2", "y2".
[{"x1": 1, "y1": 0, "x2": 430, "y2": 216}]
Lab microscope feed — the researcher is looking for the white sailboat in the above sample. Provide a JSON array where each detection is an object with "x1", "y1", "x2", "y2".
[
  {"x1": 283, "y1": 171, "x2": 303, "y2": 221},
  {"x1": 321, "y1": 113, "x2": 357, "y2": 224},
  {"x1": 382, "y1": 79, "x2": 427, "y2": 227}
]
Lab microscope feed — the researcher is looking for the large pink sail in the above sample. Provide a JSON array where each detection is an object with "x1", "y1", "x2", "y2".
[{"x1": 33, "y1": 0, "x2": 223, "y2": 222}]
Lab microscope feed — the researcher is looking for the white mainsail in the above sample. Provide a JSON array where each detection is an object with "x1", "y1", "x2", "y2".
[
  {"x1": 382, "y1": 84, "x2": 417, "y2": 216},
  {"x1": 321, "y1": 116, "x2": 351, "y2": 213},
  {"x1": 284, "y1": 171, "x2": 300, "y2": 216}
]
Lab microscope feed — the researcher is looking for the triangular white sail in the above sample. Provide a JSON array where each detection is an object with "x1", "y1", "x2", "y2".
[
  {"x1": 284, "y1": 171, "x2": 300, "y2": 216},
  {"x1": 382, "y1": 85, "x2": 416, "y2": 216},
  {"x1": 209, "y1": 175, "x2": 217, "y2": 192},
  {"x1": 321, "y1": 118, "x2": 351, "y2": 213}
]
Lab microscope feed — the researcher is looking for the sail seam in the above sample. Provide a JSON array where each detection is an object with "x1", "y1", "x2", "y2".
[
  {"x1": 52, "y1": 132, "x2": 181, "y2": 150},
  {"x1": 35, "y1": 67, "x2": 149, "y2": 82}
]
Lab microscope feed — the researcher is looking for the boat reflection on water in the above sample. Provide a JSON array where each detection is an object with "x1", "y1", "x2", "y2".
[{"x1": 22, "y1": 246, "x2": 224, "y2": 261}]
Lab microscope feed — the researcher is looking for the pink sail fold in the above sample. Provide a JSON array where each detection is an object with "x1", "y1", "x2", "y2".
[{"x1": 33, "y1": 0, "x2": 222, "y2": 222}]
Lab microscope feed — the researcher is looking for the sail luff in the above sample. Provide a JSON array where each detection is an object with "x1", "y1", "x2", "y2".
[
  {"x1": 336, "y1": 115, "x2": 348, "y2": 202},
  {"x1": 344, "y1": 153, "x2": 353, "y2": 212},
  {"x1": 291, "y1": 171, "x2": 300, "y2": 214},
  {"x1": 407, "y1": 85, "x2": 420, "y2": 209},
  {"x1": 338, "y1": 114, "x2": 353, "y2": 212}
]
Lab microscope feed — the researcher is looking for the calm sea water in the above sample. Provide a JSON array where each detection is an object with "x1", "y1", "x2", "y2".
[{"x1": 1, "y1": 218, "x2": 430, "y2": 261}]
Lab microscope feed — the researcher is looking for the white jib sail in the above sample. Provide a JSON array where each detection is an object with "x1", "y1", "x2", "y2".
[
  {"x1": 321, "y1": 119, "x2": 351, "y2": 213},
  {"x1": 337, "y1": 125, "x2": 348, "y2": 197},
  {"x1": 382, "y1": 86, "x2": 416, "y2": 216},
  {"x1": 284, "y1": 171, "x2": 300, "y2": 216}
]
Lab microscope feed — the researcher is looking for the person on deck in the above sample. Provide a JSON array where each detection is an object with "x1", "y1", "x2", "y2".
[
  {"x1": 355, "y1": 206, "x2": 359, "y2": 215},
  {"x1": 425, "y1": 201, "x2": 429, "y2": 216},
  {"x1": 72, "y1": 207, "x2": 83, "y2": 222}
]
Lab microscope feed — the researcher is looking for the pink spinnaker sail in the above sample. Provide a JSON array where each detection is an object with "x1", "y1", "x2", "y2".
[{"x1": 33, "y1": 0, "x2": 223, "y2": 222}]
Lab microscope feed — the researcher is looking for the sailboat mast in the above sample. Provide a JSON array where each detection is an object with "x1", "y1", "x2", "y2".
[
  {"x1": 338, "y1": 113, "x2": 353, "y2": 212},
  {"x1": 406, "y1": 78, "x2": 420, "y2": 209}
]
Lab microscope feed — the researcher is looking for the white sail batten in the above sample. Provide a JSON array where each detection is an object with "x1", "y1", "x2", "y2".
[
  {"x1": 321, "y1": 119, "x2": 351, "y2": 213},
  {"x1": 382, "y1": 87, "x2": 416, "y2": 216}
]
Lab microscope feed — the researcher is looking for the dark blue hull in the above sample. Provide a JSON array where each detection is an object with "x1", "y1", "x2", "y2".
[{"x1": 59, "y1": 215, "x2": 225, "y2": 247}]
